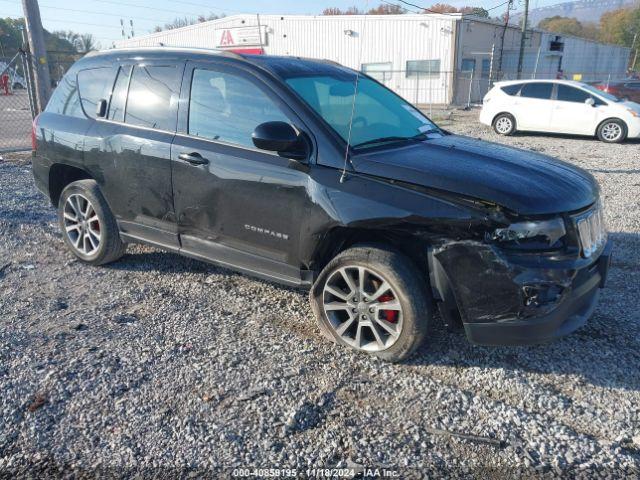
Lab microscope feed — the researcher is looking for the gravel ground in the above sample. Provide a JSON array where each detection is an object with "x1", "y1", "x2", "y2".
[{"x1": 1, "y1": 112, "x2": 639, "y2": 477}]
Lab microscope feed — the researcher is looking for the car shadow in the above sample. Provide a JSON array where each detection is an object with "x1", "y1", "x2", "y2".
[{"x1": 106, "y1": 232, "x2": 639, "y2": 392}]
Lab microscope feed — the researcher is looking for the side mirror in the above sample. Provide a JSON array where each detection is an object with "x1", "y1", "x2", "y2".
[
  {"x1": 252, "y1": 121, "x2": 306, "y2": 159},
  {"x1": 585, "y1": 97, "x2": 595, "y2": 107},
  {"x1": 96, "y1": 98, "x2": 108, "y2": 118}
]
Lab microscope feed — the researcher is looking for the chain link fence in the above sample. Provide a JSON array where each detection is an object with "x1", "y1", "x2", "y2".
[
  {"x1": 0, "y1": 52, "x2": 36, "y2": 152},
  {"x1": 373, "y1": 69, "x2": 635, "y2": 109}
]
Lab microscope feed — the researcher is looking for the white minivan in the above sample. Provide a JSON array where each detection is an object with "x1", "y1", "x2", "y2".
[{"x1": 480, "y1": 79, "x2": 640, "y2": 143}]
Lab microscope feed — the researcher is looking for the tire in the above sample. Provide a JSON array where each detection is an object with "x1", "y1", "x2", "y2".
[
  {"x1": 493, "y1": 113, "x2": 516, "y2": 136},
  {"x1": 57, "y1": 179, "x2": 126, "y2": 265},
  {"x1": 310, "y1": 244, "x2": 432, "y2": 362},
  {"x1": 596, "y1": 119, "x2": 627, "y2": 143}
]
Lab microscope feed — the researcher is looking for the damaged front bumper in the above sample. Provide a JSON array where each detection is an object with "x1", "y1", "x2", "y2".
[{"x1": 430, "y1": 238, "x2": 613, "y2": 346}]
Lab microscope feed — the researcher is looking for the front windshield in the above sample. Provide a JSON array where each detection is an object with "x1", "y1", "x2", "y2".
[
  {"x1": 580, "y1": 83, "x2": 620, "y2": 103},
  {"x1": 284, "y1": 73, "x2": 440, "y2": 148}
]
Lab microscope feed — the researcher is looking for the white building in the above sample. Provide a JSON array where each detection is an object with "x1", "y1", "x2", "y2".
[{"x1": 114, "y1": 14, "x2": 631, "y2": 105}]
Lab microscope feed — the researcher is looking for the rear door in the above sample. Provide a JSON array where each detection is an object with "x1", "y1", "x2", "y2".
[
  {"x1": 83, "y1": 61, "x2": 185, "y2": 248},
  {"x1": 170, "y1": 61, "x2": 313, "y2": 285},
  {"x1": 514, "y1": 82, "x2": 554, "y2": 131},
  {"x1": 551, "y1": 84, "x2": 600, "y2": 135}
]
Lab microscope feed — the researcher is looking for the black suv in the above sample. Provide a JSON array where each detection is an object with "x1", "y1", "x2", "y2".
[{"x1": 32, "y1": 48, "x2": 612, "y2": 361}]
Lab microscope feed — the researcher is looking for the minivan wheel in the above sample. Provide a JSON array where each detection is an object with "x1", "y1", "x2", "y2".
[
  {"x1": 58, "y1": 180, "x2": 126, "y2": 265},
  {"x1": 310, "y1": 244, "x2": 431, "y2": 362},
  {"x1": 597, "y1": 119, "x2": 626, "y2": 143},
  {"x1": 493, "y1": 113, "x2": 516, "y2": 135}
]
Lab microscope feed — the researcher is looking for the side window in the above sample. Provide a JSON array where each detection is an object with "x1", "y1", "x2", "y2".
[
  {"x1": 557, "y1": 84, "x2": 591, "y2": 103},
  {"x1": 500, "y1": 83, "x2": 522, "y2": 96},
  {"x1": 108, "y1": 65, "x2": 132, "y2": 122},
  {"x1": 45, "y1": 73, "x2": 84, "y2": 118},
  {"x1": 520, "y1": 83, "x2": 553, "y2": 100},
  {"x1": 125, "y1": 65, "x2": 181, "y2": 131},
  {"x1": 188, "y1": 69, "x2": 290, "y2": 148},
  {"x1": 77, "y1": 67, "x2": 116, "y2": 119}
]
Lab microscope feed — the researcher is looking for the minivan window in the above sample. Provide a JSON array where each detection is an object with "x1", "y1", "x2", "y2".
[
  {"x1": 45, "y1": 74, "x2": 84, "y2": 118},
  {"x1": 500, "y1": 84, "x2": 522, "y2": 96},
  {"x1": 188, "y1": 69, "x2": 290, "y2": 148},
  {"x1": 77, "y1": 67, "x2": 116, "y2": 119},
  {"x1": 108, "y1": 65, "x2": 132, "y2": 122},
  {"x1": 284, "y1": 73, "x2": 438, "y2": 148},
  {"x1": 556, "y1": 84, "x2": 591, "y2": 103},
  {"x1": 125, "y1": 65, "x2": 181, "y2": 131},
  {"x1": 520, "y1": 83, "x2": 553, "y2": 100}
]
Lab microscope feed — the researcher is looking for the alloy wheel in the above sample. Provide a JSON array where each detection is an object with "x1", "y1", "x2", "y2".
[
  {"x1": 495, "y1": 117, "x2": 512, "y2": 134},
  {"x1": 601, "y1": 122, "x2": 622, "y2": 142},
  {"x1": 63, "y1": 193, "x2": 101, "y2": 256},
  {"x1": 322, "y1": 266, "x2": 403, "y2": 352}
]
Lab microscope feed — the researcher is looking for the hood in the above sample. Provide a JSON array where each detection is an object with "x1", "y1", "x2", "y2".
[{"x1": 350, "y1": 135, "x2": 598, "y2": 215}]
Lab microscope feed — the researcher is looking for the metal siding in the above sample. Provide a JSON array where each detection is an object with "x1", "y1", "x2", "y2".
[{"x1": 115, "y1": 14, "x2": 457, "y2": 104}]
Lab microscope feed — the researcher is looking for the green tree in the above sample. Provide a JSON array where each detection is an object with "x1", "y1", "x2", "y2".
[{"x1": 538, "y1": 16, "x2": 589, "y2": 37}]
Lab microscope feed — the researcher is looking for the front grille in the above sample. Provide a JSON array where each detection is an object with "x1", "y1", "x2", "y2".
[{"x1": 575, "y1": 203, "x2": 607, "y2": 258}]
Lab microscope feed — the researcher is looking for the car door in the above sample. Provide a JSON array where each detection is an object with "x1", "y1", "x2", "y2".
[
  {"x1": 83, "y1": 61, "x2": 184, "y2": 248},
  {"x1": 170, "y1": 61, "x2": 313, "y2": 285},
  {"x1": 551, "y1": 84, "x2": 601, "y2": 135},
  {"x1": 513, "y1": 82, "x2": 554, "y2": 131}
]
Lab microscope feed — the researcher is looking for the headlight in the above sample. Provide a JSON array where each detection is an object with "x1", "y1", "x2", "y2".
[
  {"x1": 489, "y1": 217, "x2": 566, "y2": 250},
  {"x1": 626, "y1": 108, "x2": 639, "y2": 118}
]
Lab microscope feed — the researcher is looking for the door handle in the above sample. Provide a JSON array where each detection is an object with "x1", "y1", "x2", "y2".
[{"x1": 178, "y1": 152, "x2": 209, "y2": 166}]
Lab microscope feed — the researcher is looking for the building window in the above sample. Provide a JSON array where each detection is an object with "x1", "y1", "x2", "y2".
[
  {"x1": 406, "y1": 59, "x2": 440, "y2": 78},
  {"x1": 481, "y1": 58, "x2": 491, "y2": 79},
  {"x1": 461, "y1": 58, "x2": 475, "y2": 73},
  {"x1": 361, "y1": 62, "x2": 392, "y2": 82}
]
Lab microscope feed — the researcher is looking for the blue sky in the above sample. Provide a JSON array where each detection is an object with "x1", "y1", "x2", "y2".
[{"x1": 2, "y1": 0, "x2": 565, "y2": 46}]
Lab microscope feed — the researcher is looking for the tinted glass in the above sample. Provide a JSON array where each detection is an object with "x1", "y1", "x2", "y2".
[
  {"x1": 501, "y1": 84, "x2": 522, "y2": 96},
  {"x1": 557, "y1": 85, "x2": 591, "y2": 103},
  {"x1": 520, "y1": 83, "x2": 553, "y2": 100},
  {"x1": 77, "y1": 67, "x2": 116, "y2": 119},
  {"x1": 188, "y1": 69, "x2": 289, "y2": 148},
  {"x1": 125, "y1": 65, "x2": 181, "y2": 131},
  {"x1": 108, "y1": 65, "x2": 132, "y2": 122},
  {"x1": 45, "y1": 73, "x2": 84, "y2": 118},
  {"x1": 285, "y1": 74, "x2": 438, "y2": 148}
]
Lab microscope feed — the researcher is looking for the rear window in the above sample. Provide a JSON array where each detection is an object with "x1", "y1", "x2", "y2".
[
  {"x1": 125, "y1": 65, "x2": 181, "y2": 131},
  {"x1": 500, "y1": 84, "x2": 522, "y2": 96},
  {"x1": 45, "y1": 73, "x2": 84, "y2": 118},
  {"x1": 77, "y1": 67, "x2": 116, "y2": 119},
  {"x1": 520, "y1": 83, "x2": 553, "y2": 100}
]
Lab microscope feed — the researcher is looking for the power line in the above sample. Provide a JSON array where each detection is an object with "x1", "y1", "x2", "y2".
[{"x1": 0, "y1": 0, "x2": 161, "y2": 23}]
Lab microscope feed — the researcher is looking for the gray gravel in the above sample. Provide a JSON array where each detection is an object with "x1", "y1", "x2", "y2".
[{"x1": 1, "y1": 113, "x2": 639, "y2": 477}]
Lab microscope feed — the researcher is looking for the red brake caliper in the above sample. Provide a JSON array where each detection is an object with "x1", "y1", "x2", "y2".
[{"x1": 377, "y1": 294, "x2": 398, "y2": 323}]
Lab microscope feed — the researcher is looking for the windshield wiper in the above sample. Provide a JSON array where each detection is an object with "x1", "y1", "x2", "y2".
[{"x1": 352, "y1": 131, "x2": 436, "y2": 149}]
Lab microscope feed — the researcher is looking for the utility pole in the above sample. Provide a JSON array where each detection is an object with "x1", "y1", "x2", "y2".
[
  {"x1": 496, "y1": 0, "x2": 513, "y2": 81},
  {"x1": 22, "y1": 0, "x2": 51, "y2": 111},
  {"x1": 516, "y1": 0, "x2": 529, "y2": 79}
]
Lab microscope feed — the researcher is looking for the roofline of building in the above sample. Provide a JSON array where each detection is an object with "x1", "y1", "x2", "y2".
[{"x1": 113, "y1": 12, "x2": 631, "y2": 52}]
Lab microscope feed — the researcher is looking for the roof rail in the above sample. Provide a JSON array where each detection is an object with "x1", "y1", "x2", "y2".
[{"x1": 100, "y1": 45, "x2": 246, "y2": 60}]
